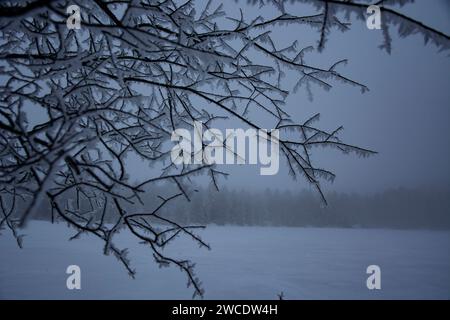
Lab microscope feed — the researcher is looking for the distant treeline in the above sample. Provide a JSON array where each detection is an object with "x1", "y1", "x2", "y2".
[
  {"x1": 31, "y1": 186, "x2": 450, "y2": 229},
  {"x1": 155, "y1": 186, "x2": 450, "y2": 229}
]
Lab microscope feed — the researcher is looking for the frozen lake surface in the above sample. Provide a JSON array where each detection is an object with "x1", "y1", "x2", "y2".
[{"x1": 1, "y1": 221, "x2": 449, "y2": 299}]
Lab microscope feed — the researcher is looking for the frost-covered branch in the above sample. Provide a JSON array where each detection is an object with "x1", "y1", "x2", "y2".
[{"x1": 0, "y1": 0, "x2": 447, "y2": 297}]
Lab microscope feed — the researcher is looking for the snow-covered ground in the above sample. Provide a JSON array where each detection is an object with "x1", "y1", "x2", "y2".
[{"x1": 0, "y1": 221, "x2": 449, "y2": 299}]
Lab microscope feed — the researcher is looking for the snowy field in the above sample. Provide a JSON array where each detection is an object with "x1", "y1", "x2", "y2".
[{"x1": 0, "y1": 221, "x2": 449, "y2": 299}]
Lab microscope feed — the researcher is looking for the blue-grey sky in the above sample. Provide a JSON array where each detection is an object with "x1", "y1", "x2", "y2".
[
  {"x1": 14, "y1": 0, "x2": 445, "y2": 194},
  {"x1": 197, "y1": 0, "x2": 450, "y2": 193}
]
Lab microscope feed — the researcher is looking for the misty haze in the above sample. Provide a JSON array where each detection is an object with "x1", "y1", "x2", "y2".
[{"x1": 0, "y1": 0, "x2": 449, "y2": 300}]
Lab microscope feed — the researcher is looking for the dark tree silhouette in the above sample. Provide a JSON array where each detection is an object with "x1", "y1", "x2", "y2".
[{"x1": 0, "y1": 0, "x2": 448, "y2": 297}]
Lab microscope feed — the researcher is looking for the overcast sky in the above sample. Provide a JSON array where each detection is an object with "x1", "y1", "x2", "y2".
[
  {"x1": 7, "y1": 0, "x2": 448, "y2": 195},
  {"x1": 197, "y1": 0, "x2": 450, "y2": 194}
]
